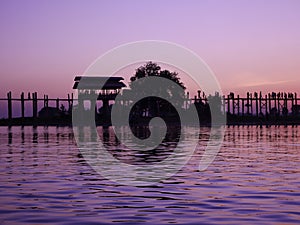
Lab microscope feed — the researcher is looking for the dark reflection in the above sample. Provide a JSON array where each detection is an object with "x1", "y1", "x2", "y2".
[
  {"x1": 0, "y1": 126, "x2": 77, "y2": 146},
  {"x1": 68, "y1": 131, "x2": 73, "y2": 140},
  {"x1": 102, "y1": 126, "x2": 110, "y2": 143},
  {"x1": 77, "y1": 126, "x2": 85, "y2": 143},
  {"x1": 32, "y1": 127, "x2": 38, "y2": 143},
  {"x1": 97, "y1": 126, "x2": 120, "y2": 148},
  {"x1": 21, "y1": 126, "x2": 25, "y2": 144},
  {"x1": 42, "y1": 126, "x2": 49, "y2": 143},
  {"x1": 8, "y1": 127, "x2": 12, "y2": 145},
  {"x1": 98, "y1": 125, "x2": 182, "y2": 165},
  {"x1": 129, "y1": 97, "x2": 181, "y2": 139},
  {"x1": 222, "y1": 125, "x2": 300, "y2": 150},
  {"x1": 90, "y1": 126, "x2": 98, "y2": 142},
  {"x1": 106, "y1": 97, "x2": 183, "y2": 165},
  {"x1": 56, "y1": 126, "x2": 60, "y2": 143}
]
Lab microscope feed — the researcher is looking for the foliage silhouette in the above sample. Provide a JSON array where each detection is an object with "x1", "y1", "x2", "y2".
[{"x1": 128, "y1": 62, "x2": 186, "y2": 122}]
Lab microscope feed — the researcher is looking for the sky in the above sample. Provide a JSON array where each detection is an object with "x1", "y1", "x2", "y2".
[{"x1": 0, "y1": 0, "x2": 300, "y2": 100}]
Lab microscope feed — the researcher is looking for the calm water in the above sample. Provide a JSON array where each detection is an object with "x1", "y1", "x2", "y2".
[{"x1": 0, "y1": 126, "x2": 299, "y2": 224}]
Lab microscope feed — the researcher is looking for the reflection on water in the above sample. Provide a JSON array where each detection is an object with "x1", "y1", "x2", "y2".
[
  {"x1": 0, "y1": 126, "x2": 299, "y2": 224},
  {"x1": 95, "y1": 126, "x2": 182, "y2": 165}
]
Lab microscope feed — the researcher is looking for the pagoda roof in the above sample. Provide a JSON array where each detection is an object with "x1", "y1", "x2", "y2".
[{"x1": 73, "y1": 76, "x2": 126, "y2": 90}]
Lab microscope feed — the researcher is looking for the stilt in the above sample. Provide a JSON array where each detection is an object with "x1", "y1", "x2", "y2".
[
  {"x1": 7, "y1": 92, "x2": 12, "y2": 120},
  {"x1": 21, "y1": 92, "x2": 25, "y2": 119},
  {"x1": 255, "y1": 92, "x2": 258, "y2": 117},
  {"x1": 227, "y1": 95, "x2": 230, "y2": 114},
  {"x1": 56, "y1": 98, "x2": 59, "y2": 109},
  {"x1": 237, "y1": 95, "x2": 240, "y2": 116},
  {"x1": 231, "y1": 93, "x2": 235, "y2": 115},
  {"x1": 265, "y1": 95, "x2": 268, "y2": 115},
  {"x1": 247, "y1": 92, "x2": 250, "y2": 115},
  {"x1": 242, "y1": 98, "x2": 245, "y2": 116},
  {"x1": 32, "y1": 92, "x2": 38, "y2": 118}
]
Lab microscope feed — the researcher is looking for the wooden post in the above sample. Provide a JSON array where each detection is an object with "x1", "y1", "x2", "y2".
[
  {"x1": 222, "y1": 95, "x2": 226, "y2": 115},
  {"x1": 265, "y1": 95, "x2": 268, "y2": 115},
  {"x1": 277, "y1": 93, "x2": 280, "y2": 115},
  {"x1": 284, "y1": 93, "x2": 287, "y2": 109},
  {"x1": 21, "y1": 92, "x2": 25, "y2": 119},
  {"x1": 274, "y1": 94, "x2": 277, "y2": 114},
  {"x1": 231, "y1": 93, "x2": 235, "y2": 115},
  {"x1": 68, "y1": 94, "x2": 71, "y2": 111},
  {"x1": 32, "y1": 92, "x2": 37, "y2": 118},
  {"x1": 247, "y1": 92, "x2": 250, "y2": 115},
  {"x1": 255, "y1": 92, "x2": 259, "y2": 117},
  {"x1": 291, "y1": 93, "x2": 294, "y2": 110},
  {"x1": 186, "y1": 92, "x2": 189, "y2": 109},
  {"x1": 242, "y1": 98, "x2": 245, "y2": 116},
  {"x1": 268, "y1": 93, "x2": 271, "y2": 115},
  {"x1": 259, "y1": 92, "x2": 262, "y2": 115},
  {"x1": 7, "y1": 91, "x2": 12, "y2": 120},
  {"x1": 250, "y1": 93, "x2": 253, "y2": 115},
  {"x1": 237, "y1": 95, "x2": 240, "y2": 116},
  {"x1": 56, "y1": 98, "x2": 59, "y2": 109},
  {"x1": 71, "y1": 93, "x2": 74, "y2": 110},
  {"x1": 227, "y1": 95, "x2": 230, "y2": 114},
  {"x1": 68, "y1": 93, "x2": 74, "y2": 112},
  {"x1": 32, "y1": 92, "x2": 35, "y2": 118}
]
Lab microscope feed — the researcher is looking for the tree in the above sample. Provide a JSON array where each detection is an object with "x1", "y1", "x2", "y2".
[
  {"x1": 128, "y1": 62, "x2": 186, "y2": 121},
  {"x1": 130, "y1": 61, "x2": 185, "y2": 90}
]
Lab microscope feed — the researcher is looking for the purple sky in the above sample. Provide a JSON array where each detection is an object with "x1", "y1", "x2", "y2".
[{"x1": 1, "y1": 0, "x2": 300, "y2": 99}]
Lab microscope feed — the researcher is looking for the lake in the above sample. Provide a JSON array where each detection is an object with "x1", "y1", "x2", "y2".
[{"x1": 0, "y1": 126, "x2": 299, "y2": 224}]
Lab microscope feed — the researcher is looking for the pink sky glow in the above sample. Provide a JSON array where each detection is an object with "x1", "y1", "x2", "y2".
[{"x1": 0, "y1": 0, "x2": 300, "y2": 99}]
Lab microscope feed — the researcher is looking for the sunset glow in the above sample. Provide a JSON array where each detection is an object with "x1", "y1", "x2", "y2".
[{"x1": 0, "y1": 0, "x2": 299, "y2": 98}]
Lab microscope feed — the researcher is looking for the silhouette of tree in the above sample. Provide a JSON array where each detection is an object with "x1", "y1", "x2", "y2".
[
  {"x1": 130, "y1": 61, "x2": 185, "y2": 90},
  {"x1": 128, "y1": 61, "x2": 186, "y2": 122}
]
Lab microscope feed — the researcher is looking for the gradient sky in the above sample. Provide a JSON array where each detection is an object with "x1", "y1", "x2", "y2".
[{"x1": 1, "y1": 0, "x2": 300, "y2": 99}]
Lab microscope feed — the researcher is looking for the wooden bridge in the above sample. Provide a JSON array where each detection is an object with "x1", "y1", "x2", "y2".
[
  {"x1": 1, "y1": 90, "x2": 299, "y2": 120},
  {"x1": 0, "y1": 75, "x2": 299, "y2": 124}
]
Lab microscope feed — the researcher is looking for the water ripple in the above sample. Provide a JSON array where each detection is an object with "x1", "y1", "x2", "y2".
[{"x1": 0, "y1": 126, "x2": 299, "y2": 224}]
